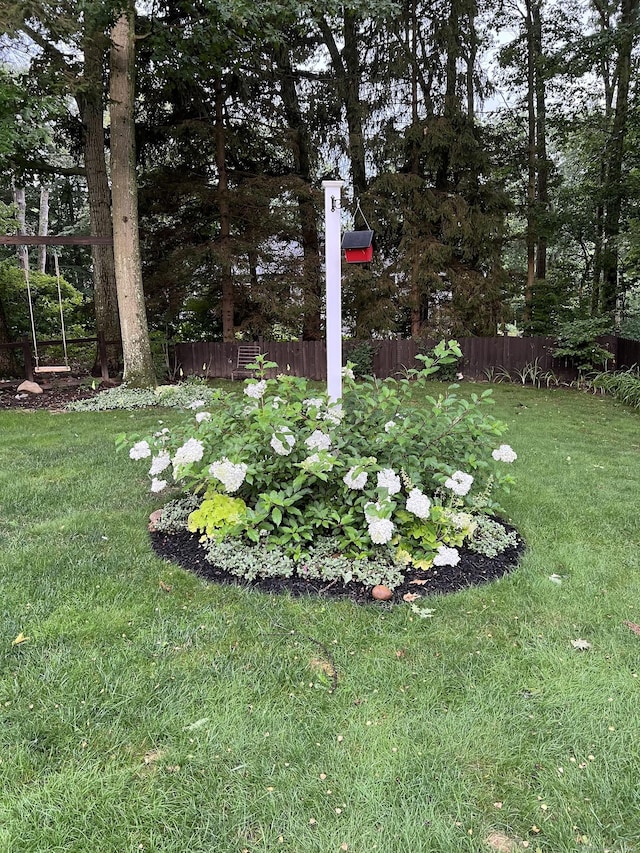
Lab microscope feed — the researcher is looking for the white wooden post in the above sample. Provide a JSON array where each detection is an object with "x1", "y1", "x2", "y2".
[{"x1": 323, "y1": 180, "x2": 345, "y2": 403}]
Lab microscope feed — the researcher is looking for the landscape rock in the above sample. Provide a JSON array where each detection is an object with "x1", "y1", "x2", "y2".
[
  {"x1": 17, "y1": 380, "x2": 43, "y2": 395},
  {"x1": 148, "y1": 509, "x2": 164, "y2": 532}
]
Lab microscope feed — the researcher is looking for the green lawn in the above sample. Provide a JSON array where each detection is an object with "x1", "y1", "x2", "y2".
[{"x1": 0, "y1": 384, "x2": 639, "y2": 853}]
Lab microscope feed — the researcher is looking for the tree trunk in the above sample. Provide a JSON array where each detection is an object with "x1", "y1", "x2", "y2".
[
  {"x1": 532, "y1": 0, "x2": 547, "y2": 282},
  {"x1": 600, "y1": 0, "x2": 639, "y2": 316},
  {"x1": 37, "y1": 185, "x2": 49, "y2": 273},
  {"x1": 13, "y1": 184, "x2": 28, "y2": 271},
  {"x1": 273, "y1": 42, "x2": 322, "y2": 340},
  {"x1": 214, "y1": 76, "x2": 235, "y2": 343},
  {"x1": 109, "y1": 7, "x2": 156, "y2": 387},
  {"x1": 317, "y1": 13, "x2": 367, "y2": 196},
  {"x1": 524, "y1": 0, "x2": 536, "y2": 320},
  {"x1": 78, "y1": 21, "x2": 121, "y2": 370}
]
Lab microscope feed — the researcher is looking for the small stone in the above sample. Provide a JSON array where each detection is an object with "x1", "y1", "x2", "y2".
[
  {"x1": 17, "y1": 380, "x2": 43, "y2": 395},
  {"x1": 371, "y1": 585, "x2": 393, "y2": 601}
]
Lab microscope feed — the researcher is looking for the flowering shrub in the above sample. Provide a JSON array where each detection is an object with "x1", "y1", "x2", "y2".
[{"x1": 122, "y1": 340, "x2": 518, "y2": 588}]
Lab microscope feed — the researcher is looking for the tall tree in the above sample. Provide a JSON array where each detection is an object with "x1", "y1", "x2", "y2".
[{"x1": 109, "y1": 5, "x2": 156, "y2": 386}]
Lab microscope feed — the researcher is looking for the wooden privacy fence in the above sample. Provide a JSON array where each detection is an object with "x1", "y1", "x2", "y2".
[{"x1": 174, "y1": 336, "x2": 640, "y2": 381}]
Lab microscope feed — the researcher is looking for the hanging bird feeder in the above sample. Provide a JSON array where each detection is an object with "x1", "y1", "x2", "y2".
[{"x1": 342, "y1": 199, "x2": 374, "y2": 263}]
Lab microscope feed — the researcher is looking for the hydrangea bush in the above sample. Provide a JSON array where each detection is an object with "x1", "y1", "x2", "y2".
[{"x1": 121, "y1": 340, "x2": 518, "y2": 589}]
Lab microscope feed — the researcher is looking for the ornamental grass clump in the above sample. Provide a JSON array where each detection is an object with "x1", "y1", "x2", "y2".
[{"x1": 122, "y1": 341, "x2": 518, "y2": 589}]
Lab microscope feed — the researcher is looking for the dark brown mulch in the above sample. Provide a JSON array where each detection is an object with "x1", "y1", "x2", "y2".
[
  {"x1": 150, "y1": 525, "x2": 525, "y2": 604},
  {"x1": 0, "y1": 381, "x2": 106, "y2": 411}
]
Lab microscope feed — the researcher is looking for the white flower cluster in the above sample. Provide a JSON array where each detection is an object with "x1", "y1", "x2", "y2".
[
  {"x1": 342, "y1": 366, "x2": 355, "y2": 380},
  {"x1": 244, "y1": 380, "x2": 267, "y2": 400},
  {"x1": 303, "y1": 398, "x2": 324, "y2": 410},
  {"x1": 406, "y1": 488, "x2": 431, "y2": 519},
  {"x1": 209, "y1": 458, "x2": 248, "y2": 493},
  {"x1": 433, "y1": 545, "x2": 460, "y2": 567},
  {"x1": 344, "y1": 466, "x2": 368, "y2": 490},
  {"x1": 129, "y1": 440, "x2": 151, "y2": 460},
  {"x1": 195, "y1": 411, "x2": 211, "y2": 423},
  {"x1": 173, "y1": 438, "x2": 204, "y2": 467},
  {"x1": 151, "y1": 477, "x2": 167, "y2": 493},
  {"x1": 364, "y1": 501, "x2": 395, "y2": 544},
  {"x1": 149, "y1": 451, "x2": 171, "y2": 476},
  {"x1": 384, "y1": 420, "x2": 396, "y2": 433},
  {"x1": 154, "y1": 427, "x2": 170, "y2": 441},
  {"x1": 305, "y1": 429, "x2": 332, "y2": 451},
  {"x1": 492, "y1": 444, "x2": 517, "y2": 463},
  {"x1": 444, "y1": 470, "x2": 474, "y2": 497},
  {"x1": 271, "y1": 427, "x2": 295, "y2": 456},
  {"x1": 321, "y1": 406, "x2": 343, "y2": 425},
  {"x1": 270, "y1": 396, "x2": 284, "y2": 409},
  {"x1": 187, "y1": 400, "x2": 205, "y2": 410},
  {"x1": 377, "y1": 468, "x2": 401, "y2": 495},
  {"x1": 300, "y1": 453, "x2": 333, "y2": 473}
]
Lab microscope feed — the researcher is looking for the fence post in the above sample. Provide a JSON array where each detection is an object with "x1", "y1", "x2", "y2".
[
  {"x1": 22, "y1": 336, "x2": 34, "y2": 383},
  {"x1": 97, "y1": 331, "x2": 110, "y2": 381}
]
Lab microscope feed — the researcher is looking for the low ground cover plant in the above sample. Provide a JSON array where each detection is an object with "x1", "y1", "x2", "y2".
[{"x1": 124, "y1": 341, "x2": 518, "y2": 590}]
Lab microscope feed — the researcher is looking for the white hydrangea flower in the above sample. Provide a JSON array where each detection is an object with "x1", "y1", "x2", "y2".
[
  {"x1": 154, "y1": 427, "x2": 170, "y2": 440},
  {"x1": 305, "y1": 429, "x2": 332, "y2": 451},
  {"x1": 187, "y1": 399, "x2": 205, "y2": 410},
  {"x1": 322, "y1": 404, "x2": 344, "y2": 425},
  {"x1": 150, "y1": 477, "x2": 167, "y2": 493},
  {"x1": 342, "y1": 366, "x2": 355, "y2": 380},
  {"x1": 270, "y1": 396, "x2": 284, "y2": 409},
  {"x1": 492, "y1": 444, "x2": 518, "y2": 463},
  {"x1": 364, "y1": 501, "x2": 387, "y2": 523},
  {"x1": 300, "y1": 453, "x2": 333, "y2": 472},
  {"x1": 270, "y1": 427, "x2": 295, "y2": 456},
  {"x1": 149, "y1": 451, "x2": 171, "y2": 476},
  {"x1": 244, "y1": 380, "x2": 267, "y2": 400},
  {"x1": 444, "y1": 470, "x2": 474, "y2": 497},
  {"x1": 129, "y1": 440, "x2": 151, "y2": 460},
  {"x1": 303, "y1": 397, "x2": 324, "y2": 410},
  {"x1": 195, "y1": 411, "x2": 211, "y2": 423},
  {"x1": 384, "y1": 420, "x2": 396, "y2": 433},
  {"x1": 368, "y1": 518, "x2": 395, "y2": 544},
  {"x1": 449, "y1": 511, "x2": 474, "y2": 530},
  {"x1": 406, "y1": 488, "x2": 431, "y2": 519},
  {"x1": 173, "y1": 438, "x2": 204, "y2": 467},
  {"x1": 433, "y1": 545, "x2": 460, "y2": 567},
  {"x1": 377, "y1": 468, "x2": 401, "y2": 495},
  {"x1": 209, "y1": 458, "x2": 248, "y2": 493},
  {"x1": 343, "y1": 466, "x2": 368, "y2": 490}
]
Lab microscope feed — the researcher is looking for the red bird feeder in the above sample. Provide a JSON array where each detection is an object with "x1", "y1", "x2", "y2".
[
  {"x1": 342, "y1": 199, "x2": 374, "y2": 263},
  {"x1": 342, "y1": 229, "x2": 374, "y2": 263}
]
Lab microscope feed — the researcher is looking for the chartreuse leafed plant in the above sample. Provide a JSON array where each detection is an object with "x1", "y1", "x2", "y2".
[{"x1": 121, "y1": 341, "x2": 518, "y2": 589}]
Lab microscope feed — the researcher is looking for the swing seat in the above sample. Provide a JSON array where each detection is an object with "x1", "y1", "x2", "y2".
[{"x1": 34, "y1": 365, "x2": 72, "y2": 374}]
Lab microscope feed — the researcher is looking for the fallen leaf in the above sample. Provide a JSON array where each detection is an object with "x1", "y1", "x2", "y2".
[
  {"x1": 159, "y1": 580, "x2": 172, "y2": 592},
  {"x1": 143, "y1": 749, "x2": 165, "y2": 765},
  {"x1": 548, "y1": 574, "x2": 562, "y2": 584},
  {"x1": 395, "y1": 649, "x2": 406, "y2": 658},
  {"x1": 493, "y1": 802, "x2": 503, "y2": 809},
  {"x1": 409, "y1": 578, "x2": 428, "y2": 585},
  {"x1": 183, "y1": 717, "x2": 209, "y2": 731},
  {"x1": 571, "y1": 638, "x2": 592, "y2": 651},
  {"x1": 403, "y1": 592, "x2": 421, "y2": 603},
  {"x1": 11, "y1": 632, "x2": 30, "y2": 646},
  {"x1": 484, "y1": 831, "x2": 518, "y2": 853},
  {"x1": 623, "y1": 621, "x2": 640, "y2": 636}
]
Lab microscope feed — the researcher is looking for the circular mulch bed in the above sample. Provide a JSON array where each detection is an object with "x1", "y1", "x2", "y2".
[{"x1": 150, "y1": 525, "x2": 525, "y2": 604}]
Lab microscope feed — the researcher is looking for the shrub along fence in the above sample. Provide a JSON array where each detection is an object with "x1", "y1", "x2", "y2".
[{"x1": 174, "y1": 336, "x2": 640, "y2": 382}]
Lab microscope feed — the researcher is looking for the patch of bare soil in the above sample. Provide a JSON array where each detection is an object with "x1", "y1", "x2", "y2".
[{"x1": 0, "y1": 380, "x2": 107, "y2": 411}]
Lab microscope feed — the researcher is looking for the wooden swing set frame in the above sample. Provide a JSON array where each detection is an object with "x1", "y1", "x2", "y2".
[{"x1": 0, "y1": 234, "x2": 113, "y2": 377}]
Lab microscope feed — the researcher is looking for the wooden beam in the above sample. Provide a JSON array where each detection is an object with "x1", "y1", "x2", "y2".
[{"x1": 0, "y1": 235, "x2": 113, "y2": 246}]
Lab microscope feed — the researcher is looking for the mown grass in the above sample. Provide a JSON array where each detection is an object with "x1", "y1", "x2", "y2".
[{"x1": 0, "y1": 384, "x2": 639, "y2": 853}]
